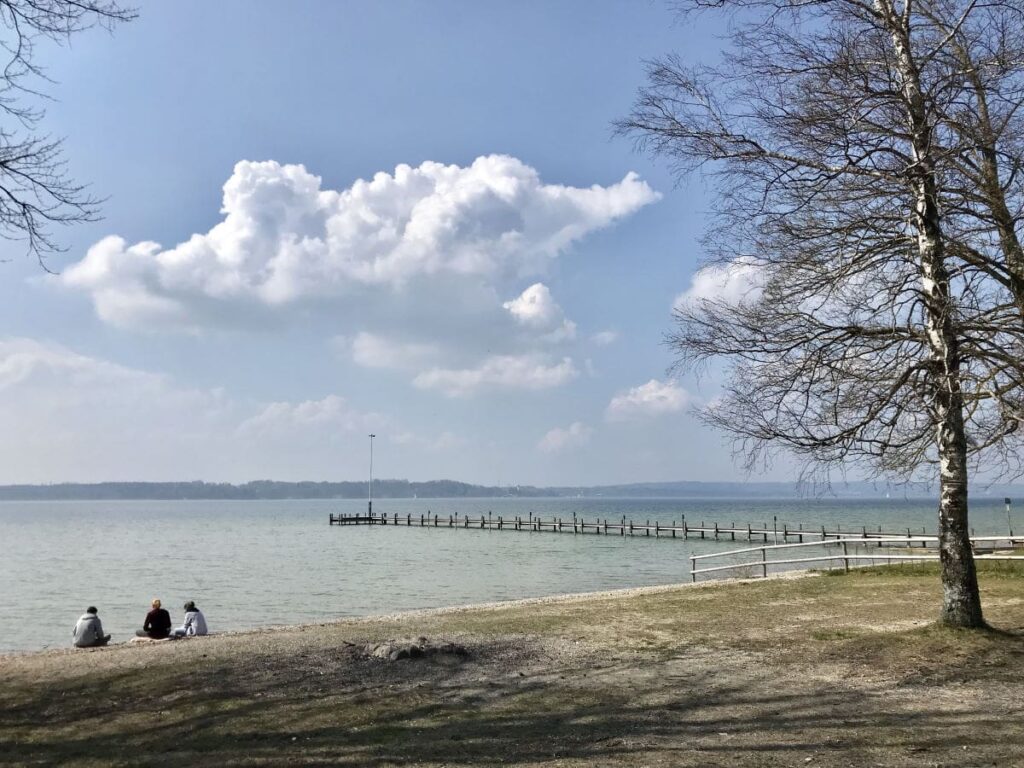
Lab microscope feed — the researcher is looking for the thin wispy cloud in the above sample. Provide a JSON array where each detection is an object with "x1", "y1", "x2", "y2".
[
  {"x1": 348, "y1": 332, "x2": 440, "y2": 371},
  {"x1": 538, "y1": 421, "x2": 594, "y2": 453},
  {"x1": 591, "y1": 330, "x2": 620, "y2": 346},
  {"x1": 413, "y1": 354, "x2": 578, "y2": 398},
  {"x1": 0, "y1": 337, "x2": 455, "y2": 483}
]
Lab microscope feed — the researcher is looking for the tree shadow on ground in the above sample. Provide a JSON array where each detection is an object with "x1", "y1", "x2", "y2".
[{"x1": 3, "y1": 633, "x2": 1024, "y2": 767}]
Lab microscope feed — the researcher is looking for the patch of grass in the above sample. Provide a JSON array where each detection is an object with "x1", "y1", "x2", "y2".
[
  {"x1": 833, "y1": 560, "x2": 1024, "y2": 578},
  {"x1": 4, "y1": 568, "x2": 1024, "y2": 767}
]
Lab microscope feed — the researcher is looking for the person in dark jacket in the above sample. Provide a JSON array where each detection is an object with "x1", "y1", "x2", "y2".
[
  {"x1": 135, "y1": 598, "x2": 171, "y2": 639},
  {"x1": 72, "y1": 606, "x2": 111, "y2": 647}
]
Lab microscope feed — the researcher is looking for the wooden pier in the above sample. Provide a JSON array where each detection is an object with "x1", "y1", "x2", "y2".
[{"x1": 328, "y1": 511, "x2": 935, "y2": 545}]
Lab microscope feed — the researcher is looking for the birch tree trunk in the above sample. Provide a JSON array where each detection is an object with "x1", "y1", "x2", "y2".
[{"x1": 880, "y1": 0, "x2": 984, "y2": 627}]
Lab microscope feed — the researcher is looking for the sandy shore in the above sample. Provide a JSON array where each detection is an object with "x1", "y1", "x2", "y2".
[{"x1": 3, "y1": 563, "x2": 1023, "y2": 767}]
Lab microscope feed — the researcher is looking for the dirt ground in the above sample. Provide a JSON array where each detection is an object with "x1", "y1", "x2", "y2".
[{"x1": 2, "y1": 564, "x2": 1023, "y2": 767}]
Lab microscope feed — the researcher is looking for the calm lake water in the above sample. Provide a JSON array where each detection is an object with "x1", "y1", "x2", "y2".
[{"x1": 2, "y1": 496, "x2": 1019, "y2": 653}]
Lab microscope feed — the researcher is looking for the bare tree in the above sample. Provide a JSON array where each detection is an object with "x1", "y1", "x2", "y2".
[
  {"x1": 0, "y1": 1, "x2": 135, "y2": 266},
  {"x1": 620, "y1": 0, "x2": 1024, "y2": 627}
]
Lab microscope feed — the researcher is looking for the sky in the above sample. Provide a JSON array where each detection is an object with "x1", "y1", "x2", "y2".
[{"x1": 0, "y1": 0, "x2": 784, "y2": 486}]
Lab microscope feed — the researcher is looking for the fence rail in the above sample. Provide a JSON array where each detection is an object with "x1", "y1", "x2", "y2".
[
  {"x1": 328, "y1": 511, "x2": 941, "y2": 544},
  {"x1": 689, "y1": 535, "x2": 1024, "y2": 581}
]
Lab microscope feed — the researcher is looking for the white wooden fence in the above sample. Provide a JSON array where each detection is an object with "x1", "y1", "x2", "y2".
[{"x1": 689, "y1": 536, "x2": 1024, "y2": 582}]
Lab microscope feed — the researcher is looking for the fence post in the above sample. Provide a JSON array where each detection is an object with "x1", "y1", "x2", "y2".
[
  {"x1": 761, "y1": 547, "x2": 767, "y2": 578},
  {"x1": 842, "y1": 541, "x2": 850, "y2": 573},
  {"x1": 691, "y1": 555, "x2": 696, "y2": 583}
]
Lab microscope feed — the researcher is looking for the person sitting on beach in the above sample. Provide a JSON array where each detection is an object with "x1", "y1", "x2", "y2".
[
  {"x1": 72, "y1": 606, "x2": 111, "y2": 648},
  {"x1": 135, "y1": 598, "x2": 171, "y2": 639},
  {"x1": 170, "y1": 601, "x2": 208, "y2": 638}
]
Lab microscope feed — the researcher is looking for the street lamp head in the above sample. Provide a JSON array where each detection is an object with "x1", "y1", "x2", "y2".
[{"x1": 369, "y1": 433, "x2": 376, "y2": 438}]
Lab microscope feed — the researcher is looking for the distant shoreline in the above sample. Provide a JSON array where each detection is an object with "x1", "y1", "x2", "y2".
[{"x1": 1, "y1": 478, "x2": 1014, "y2": 501}]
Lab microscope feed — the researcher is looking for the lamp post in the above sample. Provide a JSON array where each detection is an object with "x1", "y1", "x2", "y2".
[{"x1": 368, "y1": 434, "x2": 376, "y2": 518}]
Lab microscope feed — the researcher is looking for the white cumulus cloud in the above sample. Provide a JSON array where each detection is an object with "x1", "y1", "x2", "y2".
[
  {"x1": 538, "y1": 421, "x2": 593, "y2": 453},
  {"x1": 63, "y1": 155, "x2": 659, "y2": 329},
  {"x1": 413, "y1": 354, "x2": 578, "y2": 398},
  {"x1": 503, "y1": 282, "x2": 576, "y2": 342},
  {"x1": 606, "y1": 379, "x2": 690, "y2": 421},
  {"x1": 504, "y1": 282, "x2": 561, "y2": 327},
  {"x1": 674, "y1": 257, "x2": 764, "y2": 311}
]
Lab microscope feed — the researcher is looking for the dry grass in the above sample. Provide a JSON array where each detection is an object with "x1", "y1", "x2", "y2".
[{"x1": 2, "y1": 563, "x2": 1023, "y2": 767}]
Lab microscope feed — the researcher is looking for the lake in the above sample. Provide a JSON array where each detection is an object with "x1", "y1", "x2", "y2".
[{"x1": 1, "y1": 496, "x2": 1018, "y2": 652}]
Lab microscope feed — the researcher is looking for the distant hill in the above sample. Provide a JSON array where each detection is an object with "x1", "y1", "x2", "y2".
[{"x1": 2, "y1": 478, "x2": 1022, "y2": 501}]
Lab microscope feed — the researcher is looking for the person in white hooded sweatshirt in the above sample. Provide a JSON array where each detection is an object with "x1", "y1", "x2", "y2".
[
  {"x1": 171, "y1": 601, "x2": 208, "y2": 638},
  {"x1": 72, "y1": 606, "x2": 111, "y2": 647}
]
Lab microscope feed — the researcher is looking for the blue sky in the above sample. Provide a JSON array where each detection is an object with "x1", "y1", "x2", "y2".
[{"x1": 0, "y1": 1, "x2": 780, "y2": 486}]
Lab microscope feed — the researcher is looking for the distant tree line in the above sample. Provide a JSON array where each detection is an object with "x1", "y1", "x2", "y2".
[
  {"x1": 3, "y1": 479, "x2": 1020, "y2": 501},
  {"x1": 0, "y1": 479, "x2": 553, "y2": 501}
]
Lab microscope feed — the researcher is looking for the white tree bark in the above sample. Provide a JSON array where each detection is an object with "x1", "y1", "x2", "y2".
[{"x1": 878, "y1": 0, "x2": 983, "y2": 626}]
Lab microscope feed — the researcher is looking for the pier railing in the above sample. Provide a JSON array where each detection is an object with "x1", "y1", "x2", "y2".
[
  {"x1": 328, "y1": 511, "x2": 933, "y2": 544},
  {"x1": 689, "y1": 536, "x2": 1024, "y2": 582}
]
